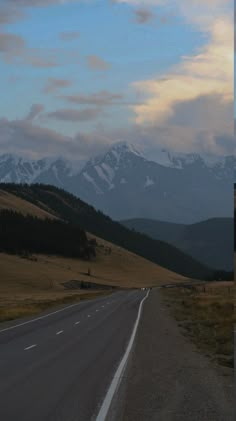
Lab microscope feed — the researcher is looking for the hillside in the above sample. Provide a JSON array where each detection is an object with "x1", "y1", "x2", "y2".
[
  {"x1": 0, "y1": 189, "x2": 54, "y2": 219},
  {"x1": 0, "y1": 183, "x2": 215, "y2": 280},
  {"x1": 0, "y1": 204, "x2": 186, "y2": 322},
  {"x1": 122, "y1": 217, "x2": 234, "y2": 271}
]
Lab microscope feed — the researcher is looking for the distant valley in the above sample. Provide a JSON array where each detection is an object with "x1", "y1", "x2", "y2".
[{"x1": 121, "y1": 217, "x2": 234, "y2": 271}]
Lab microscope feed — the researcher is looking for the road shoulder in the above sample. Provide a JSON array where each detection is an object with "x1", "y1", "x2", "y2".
[{"x1": 108, "y1": 288, "x2": 234, "y2": 421}]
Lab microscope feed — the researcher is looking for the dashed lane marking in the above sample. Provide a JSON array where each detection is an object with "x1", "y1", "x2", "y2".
[{"x1": 24, "y1": 344, "x2": 37, "y2": 351}]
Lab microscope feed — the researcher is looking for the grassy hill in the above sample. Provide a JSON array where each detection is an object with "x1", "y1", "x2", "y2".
[
  {"x1": 0, "y1": 187, "x2": 188, "y2": 321},
  {"x1": 0, "y1": 183, "x2": 215, "y2": 280},
  {"x1": 122, "y1": 217, "x2": 234, "y2": 271}
]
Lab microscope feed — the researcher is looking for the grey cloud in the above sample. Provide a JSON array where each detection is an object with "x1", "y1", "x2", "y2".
[
  {"x1": 24, "y1": 54, "x2": 58, "y2": 67},
  {"x1": 3, "y1": 0, "x2": 76, "y2": 7},
  {"x1": 214, "y1": 133, "x2": 236, "y2": 155},
  {"x1": 0, "y1": 110, "x2": 234, "y2": 162},
  {"x1": 0, "y1": 32, "x2": 25, "y2": 53},
  {"x1": 0, "y1": 115, "x2": 111, "y2": 160},
  {"x1": 44, "y1": 78, "x2": 72, "y2": 93},
  {"x1": 0, "y1": 32, "x2": 60, "y2": 67},
  {"x1": 134, "y1": 8, "x2": 154, "y2": 24},
  {"x1": 46, "y1": 108, "x2": 102, "y2": 122},
  {"x1": 0, "y1": 6, "x2": 25, "y2": 25},
  {"x1": 60, "y1": 90, "x2": 124, "y2": 106},
  {"x1": 87, "y1": 55, "x2": 111, "y2": 71},
  {"x1": 168, "y1": 94, "x2": 233, "y2": 133},
  {"x1": 26, "y1": 104, "x2": 45, "y2": 121},
  {"x1": 0, "y1": 117, "x2": 71, "y2": 158},
  {"x1": 59, "y1": 31, "x2": 80, "y2": 41}
]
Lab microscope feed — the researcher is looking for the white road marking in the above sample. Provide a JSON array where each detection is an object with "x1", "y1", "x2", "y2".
[
  {"x1": 0, "y1": 302, "x2": 82, "y2": 334},
  {"x1": 75, "y1": 321, "x2": 80, "y2": 325},
  {"x1": 96, "y1": 310, "x2": 99, "y2": 312},
  {"x1": 88, "y1": 315, "x2": 91, "y2": 318},
  {"x1": 95, "y1": 289, "x2": 150, "y2": 421},
  {"x1": 24, "y1": 344, "x2": 37, "y2": 351},
  {"x1": 56, "y1": 330, "x2": 63, "y2": 335}
]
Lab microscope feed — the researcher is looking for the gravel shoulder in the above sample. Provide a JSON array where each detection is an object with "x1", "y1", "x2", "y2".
[{"x1": 108, "y1": 288, "x2": 234, "y2": 421}]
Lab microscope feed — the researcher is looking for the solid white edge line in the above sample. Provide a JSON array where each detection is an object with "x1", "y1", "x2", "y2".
[
  {"x1": 95, "y1": 289, "x2": 150, "y2": 421},
  {"x1": 24, "y1": 344, "x2": 37, "y2": 351},
  {"x1": 0, "y1": 302, "x2": 82, "y2": 334}
]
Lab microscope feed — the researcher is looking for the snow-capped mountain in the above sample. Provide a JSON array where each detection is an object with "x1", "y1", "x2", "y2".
[
  {"x1": 0, "y1": 142, "x2": 234, "y2": 223},
  {"x1": 0, "y1": 154, "x2": 85, "y2": 187}
]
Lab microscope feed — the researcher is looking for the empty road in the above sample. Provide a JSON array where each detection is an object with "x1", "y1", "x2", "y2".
[{"x1": 0, "y1": 290, "x2": 147, "y2": 421}]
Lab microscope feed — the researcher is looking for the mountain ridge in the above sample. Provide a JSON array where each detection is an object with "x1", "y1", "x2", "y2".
[
  {"x1": 121, "y1": 217, "x2": 234, "y2": 271},
  {"x1": 0, "y1": 142, "x2": 234, "y2": 223},
  {"x1": 0, "y1": 182, "x2": 220, "y2": 280}
]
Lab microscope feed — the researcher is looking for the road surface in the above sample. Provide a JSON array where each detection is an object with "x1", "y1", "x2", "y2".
[
  {"x1": 0, "y1": 290, "x2": 146, "y2": 421},
  {"x1": 108, "y1": 289, "x2": 234, "y2": 421}
]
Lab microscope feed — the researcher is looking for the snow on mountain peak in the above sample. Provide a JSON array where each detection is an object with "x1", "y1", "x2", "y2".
[{"x1": 109, "y1": 141, "x2": 143, "y2": 158}]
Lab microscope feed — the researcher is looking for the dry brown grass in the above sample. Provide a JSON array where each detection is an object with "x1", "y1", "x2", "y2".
[
  {"x1": 0, "y1": 236, "x2": 187, "y2": 322},
  {"x1": 0, "y1": 189, "x2": 188, "y2": 322},
  {"x1": 162, "y1": 282, "x2": 235, "y2": 368},
  {"x1": 0, "y1": 189, "x2": 55, "y2": 219}
]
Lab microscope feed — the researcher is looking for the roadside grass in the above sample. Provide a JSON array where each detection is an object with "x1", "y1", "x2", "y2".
[
  {"x1": 0, "y1": 290, "x2": 111, "y2": 323},
  {"x1": 162, "y1": 282, "x2": 235, "y2": 368},
  {"x1": 0, "y1": 234, "x2": 186, "y2": 323}
]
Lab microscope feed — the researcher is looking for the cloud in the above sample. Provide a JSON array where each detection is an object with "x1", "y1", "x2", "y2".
[
  {"x1": 43, "y1": 78, "x2": 72, "y2": 93},
  {"x1": 23, "y1": 54, "x2": 58, "y2": 67},
  {"x1": 0, "y1": 114, "x2": 111, "y2": 160},
  {"x1": 26, "y1": 104, "x2": 45, "y2": 121},
  {"x1": 131, "y1": 16, "x2": 233, "y2": 127},
  {"x1": 0, "y1": 32, "x2": 25, "y2": 54},
  {"x1": 0, "y1": 6, "x2": 25, "y2": 25},
  {"x1": 45, "y1": 108, "x2": 102, "y2": 122},
  {"x1": 0, "y1": 117, "x2": 71, "y2": 159},
  {"x1": 59, "y1": 31, "x2": 80, "y2": 41},
  {"x1": 134, "y1": 8, "x2": 154, "y2": 24},
  {"x1": 87, "y1": 55, "x2": 111, "y2": 71},
  {"x1": 60, "y1": 90, "x2": 124, "y2": 106},
  {"x1": 0, "y1": 106, "x2": 234, "y2": 162},
  {"x1": 0, "y1": 32, "x2": 61, "y2": 67}
]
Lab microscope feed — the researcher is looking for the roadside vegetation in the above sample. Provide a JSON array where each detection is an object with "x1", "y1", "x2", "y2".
[
  {"x1": 0, "y1": 290, "x2": 111, "y2": 323},
  {"x1": 162, "y1": 282, "x2": 234, "y2": 368}
]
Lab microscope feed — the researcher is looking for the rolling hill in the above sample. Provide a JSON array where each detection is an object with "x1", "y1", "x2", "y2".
[
  {"x1": 122, "y1": 217, "x2": 234, "y2": 271},
  {"x1": 0, "y1": 183, "x2": 214, "y2": 280},
  {"x1": 0, "y1": 184, "x2": 189, "y2": 322}
]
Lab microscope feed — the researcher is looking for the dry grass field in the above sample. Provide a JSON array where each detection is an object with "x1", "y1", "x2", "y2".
[
  {"x1": 0, "y1": 234, "x2": 186, "y2": 322},
  {"x1": 162, "y1": 281, "x2": 235, "y2": 368},
  {"x1": 0, "y1": 188, "x2": 188, "y2": 322},
  {"x1": 0, "y1": 189, "x2": 55, "y2": 219}
]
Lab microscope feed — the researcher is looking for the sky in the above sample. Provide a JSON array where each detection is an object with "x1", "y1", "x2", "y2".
[{"x1": 0, "y1": 0, "x2": 234, "y2": 161}]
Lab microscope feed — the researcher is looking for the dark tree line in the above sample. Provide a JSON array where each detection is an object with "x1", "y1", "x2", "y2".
[
  {"x1": 0, "y1": 183, "x2": 233, "y2": 280},
  {"x1": 0, "y1": 210, "x2": 95, "y2": 260}
]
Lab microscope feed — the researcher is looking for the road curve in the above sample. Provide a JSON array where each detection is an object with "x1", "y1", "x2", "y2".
[{"x1": 0, "y1": 289, "x2": 147, "y2": 421}]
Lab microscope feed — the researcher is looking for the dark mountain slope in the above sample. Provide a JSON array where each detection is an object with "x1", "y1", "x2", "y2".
[
  {"x1": 0, "y1": 183, "x2": 216, "y2": 280},
  {"x1": 122, "y1": 217, "x2": 233, "y2": 271}
]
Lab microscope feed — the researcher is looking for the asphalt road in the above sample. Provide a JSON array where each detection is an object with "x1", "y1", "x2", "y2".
[
  {"x1": 0, "y1": 289, "x2": 146, "y2": 421},
  {"x1": 109, "y1": 289, "x2": 234, "y2": 421}
]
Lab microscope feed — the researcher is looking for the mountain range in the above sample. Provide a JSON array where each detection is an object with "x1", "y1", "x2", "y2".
[{"x1": 0, "y1": 142, "x2": 234, "y2": 223}]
